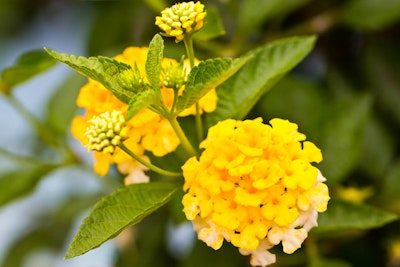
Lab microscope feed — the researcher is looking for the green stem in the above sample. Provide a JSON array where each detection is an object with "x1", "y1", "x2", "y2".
[
  {"x1": 183, "y1": 35, "x2": 195, "y2": 68},
  {"x1": 168, "y1": 116, "x2": 198, "y2": 158},
  {"x1": 183, "y1": 35, "x2": 204, "y2": 142},
  {"x1": 305, "y1": 236, "x2": 320, "y2": 266},
  {"x1": 170, "y1": 90, "x2": 179, "y2": 115},
  {"x1": 195, "y1": 102, "x2": 203, "y2": 141},
  {"x1": 118, "y1": 142, "x2": 182, "y2": 177}
]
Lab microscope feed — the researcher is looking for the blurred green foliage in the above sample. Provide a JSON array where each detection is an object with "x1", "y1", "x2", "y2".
[{"x1": 1, "y1": 0, "x2": 400, "y2": 266}]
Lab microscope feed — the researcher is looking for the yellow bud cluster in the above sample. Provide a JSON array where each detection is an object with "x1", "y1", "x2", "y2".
[
  {"x1": 85, "y1": 110, "x2": 128, "y2": 154},
  {"x1": 182, "y1": 118, "x2": 330, "y2": 267},
  {"x1": 155, "y1": 1, "x2": 206, "y2": 42}
]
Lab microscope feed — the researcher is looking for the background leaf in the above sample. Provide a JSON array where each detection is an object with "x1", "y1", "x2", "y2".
[
  {"x1": 206, "y1": 35, "x2": 316, "y2": 127},
  {"x1": 341, "y1": 0, "x2": 400, "y2": 30},
  {"x1": 317, "y1": 94, "x2": 372, "y2": 185},
  {"x1": 254, "y1": 75, "x2": 326, "y2": 140},
  {"x1": 194, "y1": 6, "x2": 225, "y2": 41},
  {"x1": 315, "y1": 198, "x2": 398, "y2": 232},
  {"x1": 46, "y1": 73, "x2": 86, "y2": 135},
  {"x1": 0, "y1": 164, "x2": 56, "y2": 207},
  {"x1": 65, "y1": 182, "x2": 179, "y2": 259},
  {"x1": 238, "y1": 0, "x2": 311, "y2": 32}
]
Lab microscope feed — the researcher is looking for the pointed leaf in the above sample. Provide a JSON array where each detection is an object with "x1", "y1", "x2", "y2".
[
  {"x1": 65, "y1": 182, "x2": 180, "y2": 258},
  {"x1": 126, "y1": 89, "x2": 157, "y2": 121},
  {"x1": 206, "y1": 35, "x2": 316, "y2": 127},
  {"x1": 0, "y1": 50, "x2": 57, "y2": 93},
  {"x1": 175, "y1": 56, "x2": 250, "y2": 114},
  {"x1": 315, "y1": 198, "x2": 398, "y2": 233},
  {"x1": 146, "y1": 34, "x2": 164, "y2": 89},
  {"x1": 45, "y1": 48, "x2": 142, "y2": 104}
]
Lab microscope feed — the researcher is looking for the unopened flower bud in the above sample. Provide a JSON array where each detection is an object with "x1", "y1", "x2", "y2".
[
  {"x1": 85, "y1": 110, "x2": 128, "y2": 154},
  {"x1": 155, "y1": 1, "x2": 206, "y2": 42}
]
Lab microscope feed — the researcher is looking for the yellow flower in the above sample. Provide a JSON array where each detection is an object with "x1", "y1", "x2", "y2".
[
  {"x1": 182, "y1": 118, "x2": 330, "y2": 267},
  {"x1": 71, "y1": 46, "x2": 217, "y2": 179},
  {"x1": 155, "y1": 1, "x2": 206, "y2": 42}
]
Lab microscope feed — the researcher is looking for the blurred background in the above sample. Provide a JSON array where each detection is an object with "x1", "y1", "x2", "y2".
[{"x1": 1, "y1": 0, "x2": 400, "y2": 267}]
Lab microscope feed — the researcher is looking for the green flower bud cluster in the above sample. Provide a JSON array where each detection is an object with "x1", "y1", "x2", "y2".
[
  {"x1": 155, "y1": 1, "x2": 206, "y2": 42},
  {"x1": 85, "y1": 110, "x2": 128, "y2": 154},
  {"x1": 162, "y1": 59, "x2": 187, "y2": 90}
]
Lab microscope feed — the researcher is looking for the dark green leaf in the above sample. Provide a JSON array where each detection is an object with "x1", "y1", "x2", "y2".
[
  {"x1": 318, "y1": 94, "x2": 372, "y2": 185},
  {"x1": 0, "y1": 50, "x2": 57, "y2": 93},
  {"x1": 0, "y1": 164, "x2": 56, "y2": 207},
  {"x1": 146, "y1": 34, "x2": 164, "y2": 90},
  {"x1": 315, "y1": 198, "x2": 398, "y2": 232},
  {"x1": 342, "y1": 0, "x2": 400, "y2": 30},
  {"x1": 207, "y1": 35, "x2": 316, "y2": 127},
  {"x1": 363, "y1": 41, "x2": 400, "y2": 126},
  {"x1": 194, "y1": 6, "x2": 225, "y2": 41},
  {"x1": 65, "y1": 182, "x2": 180, "y2": 258},
  {"x1": 359, "y1": 116, "x2": 396, "y2": 180},
  {"x1": 45, "y1": 48, "x2": 143, "y2": 104},
  {"x1": 175, "y1": 56, "x2": 250, "y2": 114},
  {"x1": 126, "y1": 89, "x2": 157, "y2": 121}
]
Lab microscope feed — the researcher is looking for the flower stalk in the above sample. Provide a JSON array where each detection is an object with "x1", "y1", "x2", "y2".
[{"x1": 118, "y1": 142, "x2": 182, "y2": 178}]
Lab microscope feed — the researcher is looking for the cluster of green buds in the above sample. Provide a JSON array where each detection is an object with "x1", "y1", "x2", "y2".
[
  {"x1": 162, "y1": 58, "x2": 187, "y2": 90},
  {"x1": 85, "y1": 110, "x2": 128, "y2": 154},
  {"x1": 155, "y1": 1, "x2": 206, "y2": 42}
]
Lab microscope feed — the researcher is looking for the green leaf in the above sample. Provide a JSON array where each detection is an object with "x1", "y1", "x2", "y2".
[
  {"x1": 315, "y1": 198, "x2": 398, "y2": 233},
  {"x1": 207, "y1": 35, "x2": 316, "y2": 127},
  {"x1": 317, "y1": 94, "x2": 372, "y2": 185},
  {"x1": 146, "y1": 34, "x2": 164, "y2": 90},
  {"x1": 0, "y1": 50, "x2": 57, "y2": 93},
  {"x1": 65, "y1": 182, "x2": 180, "y2": 259},
  {"x1": 126, "y1": 89, "x2": 157, "y2": 121},
  {"x1": 359, "y1": 116, "x2": 396, "y2": 180},
  {"x1": 194, "y1": 6, "x2": 225, "y2": 41},
  {"x1": 342, "y1": 0, "x2": 400, "y2": 30},
  {"x1": 0, "y1": 164, "x2": 56, "y2": 207},
  {"x1": 175, "y1": 56, "x2": 250, "y2": 114},
  {"x1": 45, "y1": 48, "x2": 143, "y2": 104}
]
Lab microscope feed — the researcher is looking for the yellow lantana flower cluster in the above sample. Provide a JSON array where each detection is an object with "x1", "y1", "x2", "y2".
[
  {"x1": 155, "y1": 1, "x2": 206, "y2": 42},
  {"x1": 71, "y1": 47, "x2": 217, "y2": 183},
  {"x1": 182, "y1": 118, "x2": 330, "y2": 267}
]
